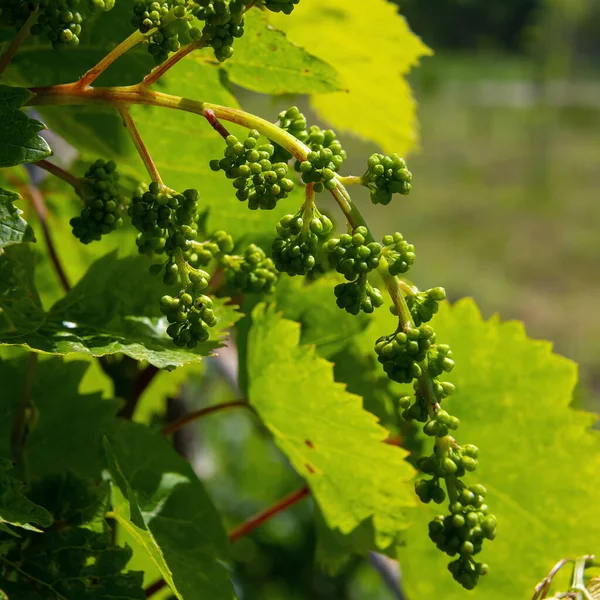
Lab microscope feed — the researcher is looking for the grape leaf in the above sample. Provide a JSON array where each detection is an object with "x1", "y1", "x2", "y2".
[
  {"x1": 270, "y1": 0, "x2": 432, "y2": 155},
  {"x1": 0, "y1": 85, "x2": 51, "y2": 167},
  {"x1": 0, "y1": 459, "x2": 52, "y2": 532},
  {"x1": 0, "y1": 187, "x2": 35, "y2": 253},
  {"x1": 274, "y1": 275, "x2": 369, "y2": 359},
  {"x1": 0, "y1": 251, "x2": 242, "y2": 369},
  {"x1": 247, "y1": 303, "x2": 416, "y2": 551},
  {"x1": 0, "y1": 356, "x2": 120, "y2": 479},
  {"x1": 0, "y1": 472, "x2": 145, "y2": 600},
  {"x1": 215, "y1": 10, "x2": 342, "y2": 95},
  {"x1": 0, "y1": 244, "x2": 45, "y2": 338},
  {"x1": 396, "y1": 298, "x2": 600, "y2": 599},
  {"x1": 103, "y1": 420, "x2": 234, "y2": 600}
]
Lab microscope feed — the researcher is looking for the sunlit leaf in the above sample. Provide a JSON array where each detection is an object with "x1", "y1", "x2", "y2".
[
  {"x1": 396, "y1": 299, "x2": 599, "y2": 600},
  {"x1": 247, "y1": 303, "x2": 416, "y2": 554},
  {"x1": 271, "y1": 0, "x2": 432, "y2": 155}
]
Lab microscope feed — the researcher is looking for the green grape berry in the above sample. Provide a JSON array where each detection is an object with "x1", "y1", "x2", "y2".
[
  {"x1": 70, "y1": 159, "x2": 124, "y2": 244},
  {"x1": 407, "y1": 286, "x2": 446, "y2": 325},
  {"x1": 334, "y1": 278, "x2": 384, "y2": 315},
  {"x1": 193, "y1": 0, "x2": 246, "y2": 62},
  {"x1": 323, "y1": 226, "x2": 382, "y2": 280},
  {"x1": 272, "y1": 207, "x2": 332, "y2": 276},
  {"x1": 3, "y1": 0, "x2": 112, "y2": 50},
  {"x1": 363, "y1": 153, "x2": 412, "y2": 205},
  {"x1": 427, "y1": 343, "x2": 455, "y2": 377},
  {"x1": 271, "y1": 105, "x2": 309, "y2": 162},
  {"x1": 298, "y1": 126, "x2": 347, "y2": 191},
  {"x1": 129, "y1": 184, "x2": 200, "y2": 259},
  {"x1": 132, "y1": 0, "x2": 200, "y2": 64},
  {"x1": 211, "y1": 130, "x2": 295, "y2": 210},
  {"x1": 382, "y1": 232, "x2": 416, "y2": 275},
  {"x1": 186, "y1": 230, "x2": 234, "y2": 268},
  {"x1": 223, "y1": 243, "x2": 279, "y2": 294},
  {"x1": 374, "y1": 325, "x2": 435, "y2": 384},
  {"x1": 160, "y1": 290, "x2": 216, "y2": 348}
]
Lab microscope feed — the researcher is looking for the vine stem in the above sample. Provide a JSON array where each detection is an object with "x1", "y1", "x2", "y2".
[
  {"x1": 76, "y1": 30, "x2": 150, "y2": 89},
  {"x1": 118, "y1": 106, "x2": 164, "y2": 186},
  {"x1": 161, "y1": 400, "x2": 248, "y2": 436},
  {"x1": 0, "y1": 10, "x2": 37, "y2": 75},
  {"x1": 228, "y1": 485, "x2": 310, "y2": 542},
  {"x1": 142, "y1": 40, "x2": 206, "y2": 87},
  {"x1": 7, "y1": 175, "x2": 71, "y2": 293},
  {"x1": 35, "y1": 159, "x2": 83, "y2": 198},
  {"x1": 204, "y1": 108, "x2": 232, "y2": 140},
  {"x1": 338, "y1": 175, "x2": 365, "y2": 186}
]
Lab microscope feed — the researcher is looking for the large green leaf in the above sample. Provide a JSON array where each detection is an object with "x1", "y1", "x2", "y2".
[
  {"x1": 0, "y1": 251, "x2": 242, "y2": 369},
  {"x1": 0, "y1": 187, "x2": 35, "y2": 253},
  {"x1": 0, "y1": 459, "x2": 52, "y2": 532},
  {"x1": 396, "y1": 299, "x2": 600, "y2": 599},
  {"x1": 0, "y1": 85, "x2": 51, "y2": 167},
  {"x1": 0, "y1": 244, "x2": 44, "y2": 338},
  {"x1": 104, "y1": 420, "x2": 234, "y2": 600},
  {"x1": 274, "y1": 275, "x2": 369, "y2": 359},
  {"x1": 247, "y1": 303, "x2": 416, "y2": 552},
  {"x1": 271, "y1": 0, "x2": 432, "y2": 155},
  {"x1": 0, "y1": 356, "x2": 120, "y2": 479},
  {"x1": 0, "y1": 472, "x2": 145, "y2": 600},
  {"x1": 214, "y1": 10, "x2": 342, "y2": 95}
]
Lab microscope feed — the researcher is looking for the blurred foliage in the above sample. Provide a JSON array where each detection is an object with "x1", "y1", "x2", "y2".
[{"x1": 392, "y1": 0, "x2": 539, "y2": 52}]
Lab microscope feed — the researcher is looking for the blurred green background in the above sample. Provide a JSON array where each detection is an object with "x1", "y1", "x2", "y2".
[{"x1": 138, "y1": 1, "x2": 600, "y2": 598}]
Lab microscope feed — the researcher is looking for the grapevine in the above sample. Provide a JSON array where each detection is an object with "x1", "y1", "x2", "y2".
[{"x1": 0, "y1": 2, "x2": 513, "y2": 596}]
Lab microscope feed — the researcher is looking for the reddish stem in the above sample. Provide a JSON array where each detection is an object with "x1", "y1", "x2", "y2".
[
  {"x1": 35, "y1": 159, "x2": 81, "y2": 191},
  {"x1": 228, "y1": 485, "x2": 311, "y2": 542},
  {"x1": 144, "y1": 578, "x2": 167, "y2": 598},
  {"x1": 204, "y1": 108, "x2": 231, "y2": 140},
  {"x1": 161, "y1": 400, "x2": 248, "y2": 436},
  {"x1": 143, "y1": 40, "x2": 205, "y2": 87},
  {"x1": 118, "y1": 106, "x2": 164, "y2": 186},
  {"x1": 8, "y1": 176, "x2": 71, "y2": 293}
]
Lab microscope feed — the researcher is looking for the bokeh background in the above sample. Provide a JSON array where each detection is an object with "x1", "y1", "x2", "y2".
[{"x1": 199, "y1": 1, "x2": 600, "y2": 598}]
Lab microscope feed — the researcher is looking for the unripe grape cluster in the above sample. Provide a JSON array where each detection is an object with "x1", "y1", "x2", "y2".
[
  {"x1": 382, "y1": 232, "x2": 416, "y2": 275},
  {"x1": 333, "y1": 280, "x2": 383, "y2": 315},
  {"x1": 323, "y1": 226, "x2": 385, "y2": 315},
  {"x1": 405, "y1": 287, "x2": 446, "y2": 326},
  {"x1": 428, "y1": 481, "x2": 496, "y2": 589},
  {"x1": 363, "y1": 153, "x2": 412, "y2": 205},
  {"x1": 323, "y1": 226, "x2": 382, "y2": 280},
  {"x1": 375, "y1": 325, "x2": 437, "y2": 384},
  {"x1": 272, "y1": 106, "x2": 308, "y2": 163},
  {"x1": 1, "y1": 0, "x2": 114, "y2": 49},
  {"x1": 298, "y1": 127, "x2": 346, "y2": 192},
  {"x1": 160, "y1": 290, "x2": 217, "y2": 348},
  {"x1": 210, "y1": 131, "x2": 295, "y2": 210},
  {"x1": 272, "y1": 207, "x2": 332, "y2": 276},
  {"x1": 70, "y1": 159, "x2": 124, "y2": 244},
  {"x1": 186, "y1": 230, "x2": 234, "y2": 268},
  {"x1": 130, "y1": 184, "x2": 201, "y2": 265},
  {"x1": 194, "y1": 0, "x2": 246, "y2": 62},
  {"x1": 223, "y1": 244, "x2": 278, "y2": 294},
  {"x1": 131, "y1": 0, "x2": 201, "y2": 64}
]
